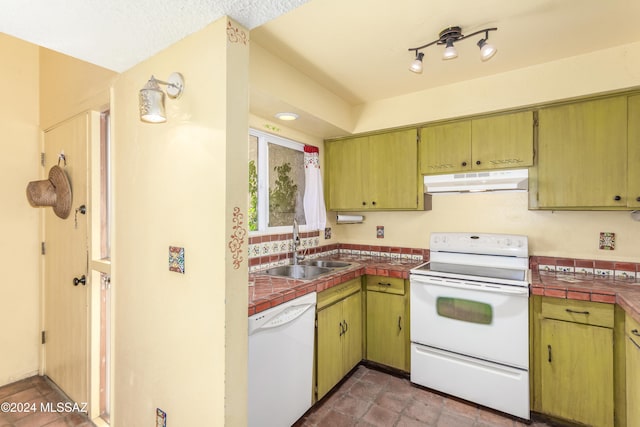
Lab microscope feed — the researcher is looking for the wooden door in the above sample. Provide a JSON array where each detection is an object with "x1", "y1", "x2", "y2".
[
  {"x1": 537, "y1": 97, "x2": 627, "y2": 208},
  {"x1": 366, "y1": 291, "x2": 405, "y2": 370},
  {"x1": 342, "y1": 291, "x2": 362, "y2": 373},
  {"x1": 419, "y1": 121, "x2": 471, "y2": 174},
  {"x1": 368, "y1": 130, "x2": 418, "y2": 209},
  {"x1": 471, "y1": 111, "x2": 534, "y2": 170},
  {"x1": 326, "y1": 137, "x2": 367, "y2": 210},
  {"x1": 316, "y1": 301, "x2": 345, "y2": 399},
  {"x1": 44, "y1": 113, "x2": 89, "y2": 404},
  {"x1": 540, "y1": 318, "x2": 614, "y2": 427}
]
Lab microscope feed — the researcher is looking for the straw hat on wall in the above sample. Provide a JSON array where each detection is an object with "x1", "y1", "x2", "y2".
[{"x1": 26, "y1": 165, "x2": 72, "y2": 219}]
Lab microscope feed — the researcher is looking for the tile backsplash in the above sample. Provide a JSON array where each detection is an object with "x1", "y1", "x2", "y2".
[
  {"x1": 247, "y1": 232, "x2": 428, "y2": 273},
  {"x1": 531, "y1": 256, "x2": 639, "y2": 282}
]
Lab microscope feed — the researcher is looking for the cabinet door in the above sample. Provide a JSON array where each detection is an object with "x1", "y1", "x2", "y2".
[
  {"x1": 368, "y1": 130, "x2": 418, "y2": 209},
  {"x1": 628, "y1": 95, "x2": 640, "y2": 208},
  {"x1": 540, "y1": 318, "x2": 614, "y2": 427},
  {"x1": 627, "y1": 317, "x2": 640, "y2": 427},
  {"x1": 317, "y1": 301, "x2": 346, "y2": 399},
  {"x1": 366, "y1": 291, "x2": 406, "y2": 371},
  {"x1": 326, "y1": 137, "x2": 368, "y2": 210},
  {"x1": 537, "y1": 97, "x2": 628, "y2": 208},
  {"x1": 471, "y1": 111, "x2": 533, "y2": 170},
  {"x1": 342, "y1": 290, "x2": 362, "y2": 374},
  {"x1": 419, "y1": 121, "x2": 471, "y2": 174}
]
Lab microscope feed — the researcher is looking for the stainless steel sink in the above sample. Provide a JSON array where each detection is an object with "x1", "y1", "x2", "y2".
[
  {"x1": 301, "y1": 260, "x2": 352, "y2": 269},
  {"x1": 263, "y1": 264, "x2": 332, "y2": 280}
]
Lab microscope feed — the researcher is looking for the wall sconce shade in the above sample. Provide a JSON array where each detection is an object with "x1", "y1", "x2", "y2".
[
  {"x1": 139, "y1": 72, "x2": 184, "y2": 123},
  {"x1": 408, "y1": 26, "x2": 497, "y2": 72}
]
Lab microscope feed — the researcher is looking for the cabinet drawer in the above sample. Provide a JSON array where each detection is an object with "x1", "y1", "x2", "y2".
[
  {"x1": 366, "y1": 275, "x2": 405, "y2": 295},
  {"x1": 628, "y1": 313, "x2": 640, "y2": 342},
  {"x1": 541, "y1": 297, "x2": 613, "y2": 328},
  {"x1": 318, "y1": 278, "x2": 361, "y2": 310}
]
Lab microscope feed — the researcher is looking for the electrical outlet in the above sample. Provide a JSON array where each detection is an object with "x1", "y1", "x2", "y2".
[{"x1": 156, "y1": 408, "x2": 167, "y2": 427}]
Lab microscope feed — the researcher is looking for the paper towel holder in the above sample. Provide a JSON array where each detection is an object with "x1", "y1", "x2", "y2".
[{"x1": 336, "y1": 214, "x2": 365, "y2": 224}]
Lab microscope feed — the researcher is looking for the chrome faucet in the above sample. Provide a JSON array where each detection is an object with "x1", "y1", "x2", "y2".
[{"x1": 292, "y1": 218, "x2": 305, "y2": 265}]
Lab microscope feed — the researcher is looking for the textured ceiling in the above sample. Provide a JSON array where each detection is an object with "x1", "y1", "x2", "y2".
[{"x1": 0, "y1": 0, "x2": 310, "y2": 72}]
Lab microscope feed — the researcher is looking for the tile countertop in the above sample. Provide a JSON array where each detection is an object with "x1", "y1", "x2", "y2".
[
  {"x1": 248, "y1": 255, "x2": 423, "y2": 317},
  {"x1": 531, "y1": 270, "x2": 640, "y2": 324}
]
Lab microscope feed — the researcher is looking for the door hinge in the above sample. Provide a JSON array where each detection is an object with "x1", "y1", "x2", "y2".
[
  {"x1": 40, "y1": 152, "x2": 45, "y2": 167},
  {"x1": 41, "y1": 242, "x2": 46, "y2": 255},
  {"x1": 41, "y1": 331, "x2": 46, "y2": 344}
]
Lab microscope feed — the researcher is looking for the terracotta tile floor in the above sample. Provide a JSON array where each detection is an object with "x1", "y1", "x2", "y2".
[
  {"x1": 296, "y1": 365, "x2": 557, "y2": 427},
  {"x1": 0, "y1": 376, "x2": 95, "y2": 427}
]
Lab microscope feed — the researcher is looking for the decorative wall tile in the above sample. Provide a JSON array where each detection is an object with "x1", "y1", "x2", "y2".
[
  {"x1": 599, "y1": 232, "x2": 615, "y2": 250},
  {"x1": 595, "y1": 268, "x2": 614, "y2": 277},
  {"x1": 169, "y1": 246, "x2": 185, "y2": 274}
]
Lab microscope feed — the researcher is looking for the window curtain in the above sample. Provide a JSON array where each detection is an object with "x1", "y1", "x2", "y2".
[{"x1": 303, "y1": 145, "x2": 327, "y2": 231}]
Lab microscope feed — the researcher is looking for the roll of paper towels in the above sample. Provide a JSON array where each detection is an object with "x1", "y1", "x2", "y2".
[{"x1": 336, "y1": 214, "x2": 364, "y2": 224}]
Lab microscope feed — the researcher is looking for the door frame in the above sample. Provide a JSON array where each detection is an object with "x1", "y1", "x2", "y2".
[{"x1": 39, "y1": 110, "x2": 113, "y2": 424}]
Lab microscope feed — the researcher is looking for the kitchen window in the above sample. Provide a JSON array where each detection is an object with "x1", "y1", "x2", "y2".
[{"x1": 249, "y1": 129, "x2": 306, "y2": 233}]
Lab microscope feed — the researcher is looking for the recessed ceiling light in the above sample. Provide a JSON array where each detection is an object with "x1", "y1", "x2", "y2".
[{"x1": 275, "y1": 112, "x2": 299, "y2": 121}]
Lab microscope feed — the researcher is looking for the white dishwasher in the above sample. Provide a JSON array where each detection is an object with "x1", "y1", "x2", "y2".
[{"x1": 248, "y1": 292, "x2": 316, "y2": 427}]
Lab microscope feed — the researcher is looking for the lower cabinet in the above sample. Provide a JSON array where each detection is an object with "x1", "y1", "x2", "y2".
[
  {"x1": 316, "y1": 278, "x2": 362, "y2": 400},
  {"x1": 365, "y1": 275, "x2": 408, "y2": 371},
  {"x1": 537, "y1": 297, "x2": 614, "y2": 427},
  {"x1": 627, "y1": 313, "x2": 640, "y2": 427}
]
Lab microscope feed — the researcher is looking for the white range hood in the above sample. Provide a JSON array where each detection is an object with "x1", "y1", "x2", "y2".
[{"x1": 424, "y1": 169, "x2": 528, "y2": 194}]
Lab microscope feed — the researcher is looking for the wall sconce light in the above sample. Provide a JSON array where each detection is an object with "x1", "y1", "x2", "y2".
[
  {"x1": 139, "y1": 72, "x2": 185, "y2": 123},
  {"x1": 408, "y1": 26, "x2": 498, "y2": 74}
]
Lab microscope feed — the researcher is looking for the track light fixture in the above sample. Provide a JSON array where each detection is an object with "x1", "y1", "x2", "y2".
[
  {"x1": 139, "y1": 72, "x2": 185, "y2": 123},
  {"x1": 408, "y1": 26, "x2": 497, "y2": 74}
]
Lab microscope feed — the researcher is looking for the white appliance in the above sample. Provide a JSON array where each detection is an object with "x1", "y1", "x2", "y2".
[
  {"x1": 410, "y1": 232, "x2": 530, "y2": 420},
  {"x1": 423, "y1": 168, "x2": 528, "y2": 193},
  {"x1": 248, "y1": 292, "x2": 316, "y2": 427}
]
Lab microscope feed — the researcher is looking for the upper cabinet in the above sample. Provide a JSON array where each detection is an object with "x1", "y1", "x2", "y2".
[
  {"x1": 419, "y1": 111, "x2": 534, "y2": 175},
  {"x1": 326, "y1": 129, "x2": 420, "y2": 211},
  {"x1": 536, "y1": 96, "x2": 631, "y2": 209},
  {"x1": 627, "y1": 95, "x2": 640, "y2": 209}
]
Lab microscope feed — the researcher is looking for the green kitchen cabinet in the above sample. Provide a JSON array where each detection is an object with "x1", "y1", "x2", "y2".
[
  {"x1": 626, "y1": 95, "x2": 640, "y2": 209},
  {"x1": 419, "y1": 120, "x2": 471, "y2": 174},
  {"x1": 325, "y1": 129, "x2": 419, "y2": 211},
  {"x1": 326, "y1": 136, "x2": 368, "y2": 211},
  {"x1": 471, "y1": 111, "x2": 534, "y2": 170},
  {"x1": 365, "y1": 275, "x2": 408, "y2": 371},
  {"x1": 626, "y1": 313, "x2": 640, "y2": 427},
  {"x1": 538, "y1": 297, "x2": 614, "y2": 427},
  {"x1": 419, "y1": 111, "x2": 533, "y2": 174},
  {"x1": 536, "y1": 96, "x2": 628, "y2": 209},
  {"x1": 316, "y1": 279, "x2": 362, "y2": 400}
]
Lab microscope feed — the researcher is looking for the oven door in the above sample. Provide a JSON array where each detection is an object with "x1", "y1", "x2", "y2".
[{"x1": 410, "y1": 274, "x2": 529, "y2": 369}]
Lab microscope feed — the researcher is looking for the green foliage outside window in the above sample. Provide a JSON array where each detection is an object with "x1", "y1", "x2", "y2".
[{"x1": 248, "y1": 160, "x2": 258, "y2": 231}]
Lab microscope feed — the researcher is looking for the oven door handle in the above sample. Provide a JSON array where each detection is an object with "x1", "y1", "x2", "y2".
[{"x1": 412, "y1": 276, "x2": 529, "y2": 296}]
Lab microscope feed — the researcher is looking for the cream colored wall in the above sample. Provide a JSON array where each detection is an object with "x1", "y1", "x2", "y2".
[
  {"x1": 39, "y1": 48, "x2": 116, "y2": 130},
  {"x1": 354, "y1": 40, "x2": 640, "y2": 133},
  {"x1": 111, "y1": 17, "x2": 248, "y2": 426},
  {"x1": 332, "y1": 192, "x2": 640, "y2": 262},
  {"x1": 251, "y1": 42, "x2": 355, "y2": 133},
  {"x1": 0, "y1": 34, "x2": 41, "y2": 387}
]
